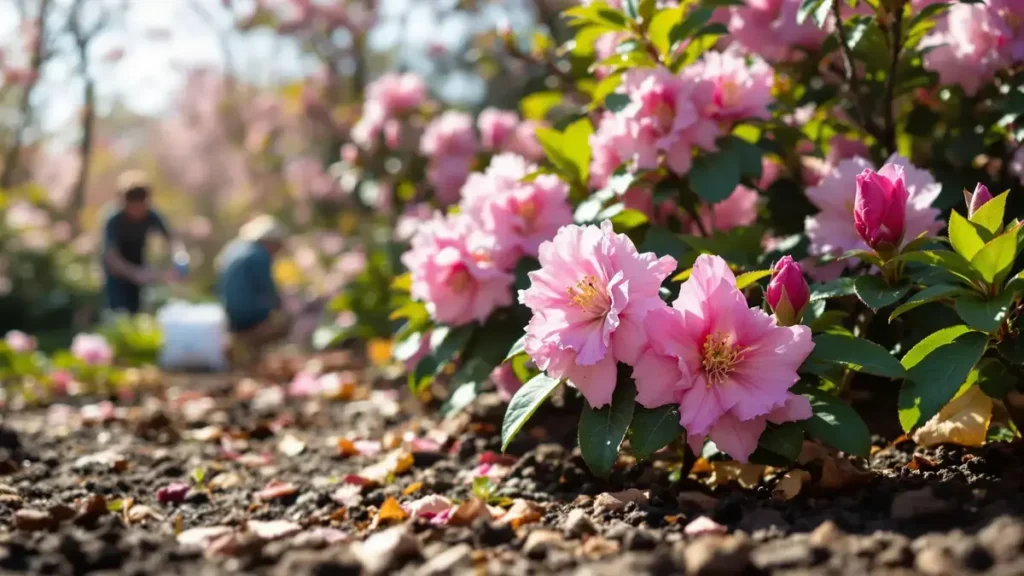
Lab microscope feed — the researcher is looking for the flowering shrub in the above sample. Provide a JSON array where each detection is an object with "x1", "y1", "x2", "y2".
[{"x1": 385, "y1": 0, "x2": 1024, "y2": 475}]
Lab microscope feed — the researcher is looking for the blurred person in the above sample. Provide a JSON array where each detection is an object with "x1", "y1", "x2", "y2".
[
  {"x1": 101, "y1": 171, "x2": 188, "y2": 315},
  {"x1": 217, "y1": 215, "x2": 291, "y2": 367}
]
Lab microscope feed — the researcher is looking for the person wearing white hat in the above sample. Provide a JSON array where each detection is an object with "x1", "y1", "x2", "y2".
[{"x1": 217, "y1": 215, "x2": 291, "y2": 366}]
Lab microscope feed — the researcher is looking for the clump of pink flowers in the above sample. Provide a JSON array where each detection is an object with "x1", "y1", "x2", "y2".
[
  {"x1": 631, "y1": 255, "x2": 814, "y2": 462},
  {"x1": 4, "y1": 330, "x2": 37, "y2": 354},
  {"x1": 421, "y1": 111, "x2": 479, "y2": 205},
  {"x1": 351, "y1": 72, "x2": 428, "y2": 151},
  {"x1": 401, "y1": 213, "x2": 513, "y2": 326},
  {"x1": 70, "y1": 333, "x2": 114, "y2": 367},
  {"x1": 519, "y1": 220, "x2": 677, "y2": 408},
  {"x1": 727, "y1": 0, "x2": 831, "y2": 63}
]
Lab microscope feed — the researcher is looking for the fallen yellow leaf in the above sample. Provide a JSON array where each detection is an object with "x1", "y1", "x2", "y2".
[
  {"x1": 337, "y1": 438, "x2": 359, "y2": 457},
  {"x1": 368, "y1": 339, "x2": 393, "y2": 367},
  {"x1": 913, "y1": 384, "x2": 993, "y2": 448},
  {"x1": 772, "y1": 470, "x2": 811, "y2": 501},
  {"x1": 497, "y1": 499, "x2": 543, "y2": 530},
  {"x1": 403, "y1": 482, "x2": 423, "y2": 495},
  {"x1": 708, "y1": 461, "x2": 766, "y2": 489},
  {"x1": 372, "y1": 497, "x2": 408, "y2": 527}
]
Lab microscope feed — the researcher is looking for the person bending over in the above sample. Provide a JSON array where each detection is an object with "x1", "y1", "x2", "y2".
[
  {"x1": 218, "y1": 215, "x2": 291, "y2": 367},
  {"x1": 101, "y1": 171, "x2": 188, "y2": 315}
]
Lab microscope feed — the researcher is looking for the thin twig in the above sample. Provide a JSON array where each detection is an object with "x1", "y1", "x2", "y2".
[
  {"x1": 830, "y1": 0, "x2": 884, "y2": 144},
  {"x1": 881, "y1": 2, "x2": 905, "y2": 157}
]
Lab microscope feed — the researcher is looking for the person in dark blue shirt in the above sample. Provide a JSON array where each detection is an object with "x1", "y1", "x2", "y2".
[
  {"x1": 101, "y1": 171, "x2": 188, "y2": 314},
  {"x1": 217, "y1": 215, "x2": 290, "y2": 366}
]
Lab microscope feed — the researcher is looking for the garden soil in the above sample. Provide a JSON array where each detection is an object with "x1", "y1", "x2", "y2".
[{"x1": 1, "y1": 350, "x2": 1023, "y2": 575}]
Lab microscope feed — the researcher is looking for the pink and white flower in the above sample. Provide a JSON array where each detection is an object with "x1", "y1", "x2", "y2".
[
  {"x1": 728, "y1": 0, "x2": 831, "y2": 63},
  {"x1": 4, "y1": 330, "x2": 36, "y2": 354},
  {"x1": 519, "y1": 220, "x2": 677, "y2": 408},
  {"x1": 352, "y1": 72, "x2": 427, "y2": 150},
  {"x1": 402, "y1": 213, "x2": 514, "y2": 326},
  {"x1": 70, "y1": 333, "x2": 114, "y2": 366},
  {"x1": 632, "y1": 255, "x2": 814, "y2": 462},
  {"x1": 478, "y1": 108, "x2": 519, "y2": 151},
  {"x1": 422, "y1": 111, "x2": 479, "y2": 205},
  {"x1": 684, "y1": 49, "x2": 775, "y2": 126}
]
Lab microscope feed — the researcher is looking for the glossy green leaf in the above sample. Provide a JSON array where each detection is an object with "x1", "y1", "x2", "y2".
[
  {"x1": 501, "y1": 374, "x2": 562, "y2": 451},
  {"x1": 735, "y1": 269, "x2": 773, "y2": 290},
  {"x1": 809, "y1": 277, "x2": 857, "y2": 301},
  {"x1": 757, "y1": 423, "x2": 804, "y2": 462},
  {"x1": 797, "y1": 0, "x2": 833, "y2": 27},
  {"x1": 854, "y1": 276, "x2": 911, "y2": 310},
  {"x1": 579, "y1": 379, "x2": 636, "y2": 477},
  {"x1": 894, "y1": 250, "x2": 981, "y2": 284},
  {"x1": 503, "y1": 333, "x2": 527, "y2": 362},
  {"x1": 535, "y1": 127, "x2": 580, "y2": 184},
  {"x1": 793, "y1": 382, "x2": 871, "y2": 457},
  {"x1": 898, "y1": 326, "x2": 988, "y2": 431},
  {"x1": 628, "y1": 404, "x2": 683, "y2": 460},
  {"x1": 977, "y1": 358, "x2": 1015, "y2": 399},
  {"x1": 889, "y1": 284, "x2": 966, "y2": 322},
  {"x1": 563, "y1": 117, "x2": 594, "y2": 186},
  {"x1": 948, "y1": 209, "x2": 986, "y2": 260},
  {"x1": 971, "y1": 225, "x2": 1023, "y2": 285},
  {"x1": 806, "y1": 333, "x2": 906, "y2": 378},
  {"x1": 954, "y1": 291, "x2": 1014, "y2": 333},
  {"x1": 689, "y1": 148, "x2": 741, "y2": 204},
  {"x1": 520, "y1": 91, "x2": 563, "y2": 121},
  {"x1": 970, "y1": 190, "x2": 1009, "y2": 235}
]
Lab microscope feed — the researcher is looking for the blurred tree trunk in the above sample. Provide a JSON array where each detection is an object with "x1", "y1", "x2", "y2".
[{"x1": 0, "y1": 0, "x2": 52, "y2": 189}]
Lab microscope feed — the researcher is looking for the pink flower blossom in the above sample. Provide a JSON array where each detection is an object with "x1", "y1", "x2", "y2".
[
  {"x1": 459, "y1": 154, "x2": 572, "y2": 266},
  {"x1": 403, "y1": 495, "x2": 453, "y2": 521},
  {"x1": 1013, "y1": 147, "x2": 1024, "y2": 185},
  {"x1": 684, "y1": 49, "x2": 775, "y2": 126},
  {"x1": 692, "y1": 185, "x2": 760, "y2": 234},
  {"x1": 351, "y1": 72, "x2": 427, "y2": 149},
  {"x1": 426, "y1": 154, "x2": 475, "y2": 206},
  {"x1": 631, "y1": 255, "x2": 814, "y2": 462},
  {"x1": 966, "y1": 183, "x2": 993, "y2": 218},
  {"x1": 478, "y1": 108, "x2": 519, "y2": 151},
  {"x1": 505, "y1": 120, "x2": 546, "y2": 162},
  {"x1": 5, "y1": 330, "x2": 36, "y2": 353},
  {"x1": 70, "y1": 333, "x2": 114, "y2": 366},
  {"x1": 728, "y1": 0, "x2": 831, "y2": 63},
  {"x1": 402, "y1": 214, "x2": 514, "y2": 326},
  {"x1": 589, "y1": 114, "x2": 631, "y2": 189},
  {"x1": 854, "y1": 164, "x2": 910, "y2": 250},
  {"x1": 612, "y1": 67, "x2": 720, "y2": 177},
  {"x1": 804, "y1": 155, "x2": 941, "y2": 271},
  {"x1": 519, "y1": 220, "x2": 677, "y2": 408},
  {"x1": 396, "y1": 203, "x2": 436, "y2": 242},
  {"x1": 491, "y1": 363, "x2": 523, "y2": 402},
  {"x1": 421, "y1": 111, "x2": 478, "y2": 158},
  {"x1": 923, "y1": 2, "x2": 1021, "y2": 96}
]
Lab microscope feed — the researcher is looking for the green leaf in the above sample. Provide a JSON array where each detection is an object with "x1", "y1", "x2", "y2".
[
  {"x1": 971, "y1": 224, "x2": 1023, "y2": 286},
  {"x1": 809, "y1": 277, "x2": 857, "y2": 301},
  {"x1": 797, "y1": 0, "x2": 833, "y2": 27},
  {"x1": 806, "y1": 333, "x2": 906, "y2": 379},
  {"x1": 757, "y1": 423, "x2": 805, "y2": 462},
  {"x1": 725, "y1": 135, "x2": 764, "y2": 180},
  {"x1": 628, "y1": 404, "x2": 683, "y2": 460},
  {"x1": 501, "y1": 374, "x2": 562, "y2": 452},
  {"x1": 954, "y1": 291, "x2": 1014, "y2": 333},
  {"x1": 640, "y1": 227, "x2": 690, "y2": 260},
  {"x1": 894, "y1": 249, "x2": 982, "y2": 284},
  {"x1": 563, "y1": 117, "x2": 594, "y2": 185},
  {"x1": 648, "y1": 6, "x2": 684, "y2": 55},
  {"x1": 854, "y1": 276, "x2": 911, "y2": 310},
  {"x1": 948, "y1": 209, "x2": 986, "y2": 260},
  {"x1": 604, "y1": 92, "x2": 631, "y2": 112},
  {"x1": 970, "y1": 190, "x2": 1009, "y2": 235},
  {"x1": 734, "y1": 269, "x2": 773, "y2": 290},
  {"x1": 977, "y1": 358, "x2": 1015, "y2": 399},
  {"x1": 668, "y1": 7, "x2": 712, "y2": 48},
  {"x1": 610, "y1": 208, "x2": 650, "y2": 232},
  {"x1": 515, "y1": 257, "x2": 541, "y2": 292},
  {"x1": 504, "y1": 334, "x2": 527, "y2": 362},
  {"x1": 535, "y1": 127, "x2": 580, "y2": 184},
  {"x1": 430, "y1": 325, "x2": 475, "y2": 371},
  {"x1": 393, "y1": 331, "x2": 426, "y2": 362},
  {"x1": 520, "y1": 91, "x2": 563, "y2": 121},
  {"x1": 889, "y1": 284, "x2": 967, "y2": 322},
  {"x1": 898, "y1": 326, "x2": 988, "y2": 431},
  {"x1": 689, "y1": 149, "x2": 740, "y2": 204},
  {"x1": 794, "y1": 382, "x2": 871, "y2": 457},
  {"x1": 440, "y1": 358, "x2": 495, "y2": 417},
  {"x1": 579, "y1": 378, "x2": 636, "y2": 477},
  {"x1": 408, "y1": 355, "x2": 440, "y2": 394}
]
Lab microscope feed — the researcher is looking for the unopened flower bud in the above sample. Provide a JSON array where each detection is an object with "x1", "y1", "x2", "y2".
[{"x1": 767, "y1": 256, "x2": 809, "y2": 327}]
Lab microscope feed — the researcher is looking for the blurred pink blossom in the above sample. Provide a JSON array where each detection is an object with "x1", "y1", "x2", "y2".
[
  {"x1": 70, "y1": 333, "x2": 114, "y2": 366},
  {"x1": 728, "y1": 0, "x2": 831, "y2": 62},
  {"x1": 5, "y1": 330, "x2": 36, "y2": 353}
]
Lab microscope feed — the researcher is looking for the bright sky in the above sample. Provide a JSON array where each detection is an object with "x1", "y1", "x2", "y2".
[{"x1": 0, "y1": 0, "x2": 538, "y2": 140}]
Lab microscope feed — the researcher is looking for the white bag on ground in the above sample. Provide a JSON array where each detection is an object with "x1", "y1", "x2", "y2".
[{"x1": 157, "y1": 301, "x2": 229, "y2": 372}]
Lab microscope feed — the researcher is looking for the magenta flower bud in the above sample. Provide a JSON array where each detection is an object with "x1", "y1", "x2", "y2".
[
  {"x1": 767, "y1": 256, "x2": 809, "y2": 327},
  {"x1": 964, "y1": 183, "x2": 993, "y2": 218},
  {"x1": 854, "y1": 165, "x2": 909, "y2": 254}
]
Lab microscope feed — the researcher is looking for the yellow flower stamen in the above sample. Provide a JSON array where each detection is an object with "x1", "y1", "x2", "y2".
[
  {"x1": 702, "y1": 331, "x2": 746, "y2": 386},
  {"x1": 566, "y1": 275, "x2": 611, "y2": 316}
]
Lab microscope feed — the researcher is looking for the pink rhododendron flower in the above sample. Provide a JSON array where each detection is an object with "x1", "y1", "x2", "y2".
[
  {"x1": 589, "y1": 114, "x2": 631, "y2": 189},
  {"x1": 421, "y1": 110, "x2": 478, "y2": 158},
  {"x1": 505, "y1": 120, "x2": 546, "y2": 162},
  {"x1": 70, "y1": 333, "x2": 114, "y2": 366},
  {"x1": 426, "y1": 154, "x2": 475, "y2": 206},
  {"x1": 459, "y1": 154, "x2": 572, "y2": 266},
  {"x1": 923, "y1": 1, "x2": 1023, "y2": 96},
  {"x1": 632, "y1": 255, "x2": 814, "y2": 462},
  {"x1": 402, "y1": 213, "x2": 514, "y2": 326},
  {"x1": 491, "y1": 363, "x2": 523, "y2": 402},
  {"x1": 805, "y1": 155, "x2": 941, "y2": 272},
  {"x1": 684, "y1": 49, "x2": 775, "y2": 126},
  {"x1": 767, "y1": 256, "x2": 809, "y2": 326},
  {"x1": 728, "y1": 0, "x2": 831, "y2": 63},
  {"x1": 352, "y1": 72, "x2": 427, "y2": 150},
  {"x1": 478, "y1": 108, "x2": 519, "y2": 151},
  {"x1": 855, "y1": 165, "x2": 910, "y2": 250},
  {"x1": 519, "y1": 220, "x2": 677, "y2": 408},
  {"x1": 965, "y1": 183, "x2": 994, "y2": 218},
  {"x1": 5, "y1": 330, "x2": 36, "y2": 353},
  {"x1": 693, "y1": 185, "x2": 760, "y2": 234}
]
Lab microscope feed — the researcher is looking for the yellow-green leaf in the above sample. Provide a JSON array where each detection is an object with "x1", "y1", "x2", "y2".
[
  {"x1": 948, "y1": 209, "x2": 985, "y2": 260},
  {"x1": 970, "y1": 223, "x2": 1023, "y2": 285},
  {"x1": 970, "y1": 190, "x2": 1009, "y2": 235}
]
